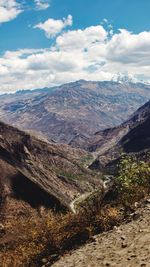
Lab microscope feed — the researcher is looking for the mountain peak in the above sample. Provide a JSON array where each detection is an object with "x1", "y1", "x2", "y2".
[{"x1": 111, "y1": 73, "x2": 138, "y2": 84}]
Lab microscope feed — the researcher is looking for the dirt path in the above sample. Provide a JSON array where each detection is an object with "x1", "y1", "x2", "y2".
[
  {"x1": 69, "y1": 192, "x2": 94, "y2": 213},
  {"x1": 51, "y1": 202, "x2": 150, "y2": 267}
]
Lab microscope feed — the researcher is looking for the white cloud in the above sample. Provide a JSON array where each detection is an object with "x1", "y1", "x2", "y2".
[
  {"x1": 0, "y1": 0, "x2": 22, "y2": 23},
  {"x1": 103, "y1": 18, "x2": 108, "y2": 24},
  {"x1": 0, "y1": 24, "x2": 150, "y2": 92},
  {"x1": 106, "y1": 29, "x2": 150, "y2": 65},
  {"x1": 34, "y1": 15, "x2": 73, "y2": 38},
  {"x1": 34, "y1": 0, "x2": 51, "y2": 10},
  {"x1": 0, "y1": 1, "x2": 52, "y2": 24},
  {"x1": 56, "y1": 25, "x2": 107, "y2": 50}
]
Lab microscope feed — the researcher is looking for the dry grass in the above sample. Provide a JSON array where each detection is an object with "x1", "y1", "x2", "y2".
[
  {"x1": 1, "y1": 157, "x2": 150, "y2": 267},
  {"x1": 0, "y1": 203, "x2": 124, "y2": 267}
]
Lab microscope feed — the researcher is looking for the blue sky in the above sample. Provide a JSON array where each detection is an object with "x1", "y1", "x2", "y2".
[
  {"x1": 1, "y1": 0, "x2": 150, "y2": 52},
  {"x1": 0, "y1": 0, "x2": 150, "y2": 91}
]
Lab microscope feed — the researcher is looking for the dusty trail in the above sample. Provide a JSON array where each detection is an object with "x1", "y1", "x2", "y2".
[
  {"x1": 69, "y1": 192, "x2": 94, "y2": 213},
  {"x1": 51, "y1": 202, "x2": 150, "y2": 267}
]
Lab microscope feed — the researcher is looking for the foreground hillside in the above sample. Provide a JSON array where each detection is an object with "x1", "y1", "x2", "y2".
[
  {"x1": 0, "y1": 121, "x2": 103, "y2": 215},
  {"x1": 0, "y1": 80, "x2": 150, "y2": 143},
  {"x1": 0, "y1": 121, "x2": 105, "y2": 265},
  {"x1": 52, "y1": 201, "x2": 150, "y2": 267}
]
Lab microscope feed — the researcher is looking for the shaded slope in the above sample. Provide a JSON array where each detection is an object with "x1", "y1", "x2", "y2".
[
  {"x1": 0, "y1": 121, "x2": 103, "y2": 211},
  {"x1": 81, "y1": 100, "x2": 150, "y2": 171}
]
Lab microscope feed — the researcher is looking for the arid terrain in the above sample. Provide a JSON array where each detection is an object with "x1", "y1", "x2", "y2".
[
  {"x1": 0, "y1": 82, "x2": 150, "y2": 267},
  {"x1": 0, "y1": 80, "x2": 150, "y2": 144},
  {"x1": 78, "y1": 99, "x2": 150, "y2": 173},
  {"x1": 52, "y1": 201, "x2": 150, "y2": 267},
  {"x1": 0, "y1": 0, "x2": 149, "y2": 265},
  {"x1": 0, "y1": 121, "x2": 104, "y2": 215}
]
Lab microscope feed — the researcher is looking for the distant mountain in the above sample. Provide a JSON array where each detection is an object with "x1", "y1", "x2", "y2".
[
  {"x1": 111, "y1": 73, "x2": 137, "y2": 84},
  {"x1": 0, "y1": 80, "x2": 150, "y2": 144}
]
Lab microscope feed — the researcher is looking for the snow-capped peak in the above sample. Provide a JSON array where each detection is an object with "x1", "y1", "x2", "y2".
[{"x1": 111, "y1": 73, "x2": 138, "y2": 84}]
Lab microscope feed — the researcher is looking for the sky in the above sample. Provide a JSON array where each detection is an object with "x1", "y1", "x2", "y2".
[{"x1": 0, "y1": 0, "x2": 150, "y2": 92}]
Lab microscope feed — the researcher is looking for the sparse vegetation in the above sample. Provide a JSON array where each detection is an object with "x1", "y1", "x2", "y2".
[
  {"x1": 1, "y1": 155, "x2": 150, "y2": 266},
  {"x1": 116, "y1": 155, "x2": 150, "y2": 189},
  {"x1": 57, "y1": 170, "x2": 85, "y2": 181},
  {"x1": 0, "y1": 205, "x2": 122, "y2": 267},
  {"x1": 80, "y1": 154, "x2": 94, "y2": 167},
  {"x1": 115, "y1": 155, "x2": 150, "y2": 205}
]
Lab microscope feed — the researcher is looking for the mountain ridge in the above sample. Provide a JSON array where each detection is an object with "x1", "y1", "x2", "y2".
[
  {"x1": 0, "y1": 120, "x2": 104, "y2": 215},
  {"x1": 0, "y1": 80, "x2": 150, "y2": 144},
  {"x1": 83, "y1": 100, "x2": 150, "y2": 172}
]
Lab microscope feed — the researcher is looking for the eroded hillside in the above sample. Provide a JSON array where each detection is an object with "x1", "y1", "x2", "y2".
[
  {"x1": 0, "y1": 121, "x2": 103, "y2": 213},
  {"x1": 72, "y1": 100, "x2": 150, "y2": 173},
  {"x1": 0, "y1": 80, "x2": 150, "y2": 144}
]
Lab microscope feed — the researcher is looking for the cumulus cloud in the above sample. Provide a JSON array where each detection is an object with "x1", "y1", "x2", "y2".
[
  {"x1": 34, "y1": 0, "x2": 51, "y2": 10},
  {"x1": 0, "y1": 24, "x2": 150, "y2": 92},
  {"x1": 34, "y1": 15, "x2": 73, "y2": 38},
  {"x1": 106, "y1": 29, "x2": 150, "y2": 65},
  {"x1": 0, "y1": 0, "x2": 22, "y2": 23},
  {"x1": 0, "y1": 1, "x2": 52, "y2": 24},
  {"x1": 56, "y1": 25, "x2": 107, "y2": 50}
]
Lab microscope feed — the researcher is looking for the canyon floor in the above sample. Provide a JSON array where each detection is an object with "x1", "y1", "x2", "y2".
[{"x1": 51, "y1": 201, "x2": 150, "y2": 267}]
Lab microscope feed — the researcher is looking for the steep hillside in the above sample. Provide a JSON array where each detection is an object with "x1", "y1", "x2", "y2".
[
  {"x1": 0, "y1": 121, "x2": 103, "y2": 215},
  {"x1": 0, "y1": 99, "x2": 150, "y2": 266},
  {"x1": 52, "y1": 203, "x2": 150, "y2": 267},
  {"x1": 0, "y1": 80, "x2": 150, "y2": 143},
  {"x1": 85, "y1": 100, "x2": 150, "y2": 172}
]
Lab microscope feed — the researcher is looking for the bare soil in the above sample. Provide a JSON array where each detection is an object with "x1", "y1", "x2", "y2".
[{"x1": 51, "y1": 202, "x2": 150, "y2": 267}]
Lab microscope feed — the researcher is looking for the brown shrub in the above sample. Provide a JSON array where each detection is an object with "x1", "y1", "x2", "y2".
[{"x1": 1, "y1": 156, "x2": 150, "y2": 266}]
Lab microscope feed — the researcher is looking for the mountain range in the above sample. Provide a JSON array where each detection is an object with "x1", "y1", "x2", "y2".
[
  {"x1": 0, "y1": 79, "x2": 150, "y2": 266},
  {"x1": 0, "y1": 80, "x2": 150, "y2": 144},
  {"x1": 0, "y1": 86, "x2": 150, "y2": 220}
]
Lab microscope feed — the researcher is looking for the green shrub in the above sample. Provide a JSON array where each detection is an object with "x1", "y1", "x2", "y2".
[
  {"x1": 116, "y1": 156, "x2": 150, "y2": 190},
  {"x1": 114, "y1": 155, "x2": 150, "y2": 204}
]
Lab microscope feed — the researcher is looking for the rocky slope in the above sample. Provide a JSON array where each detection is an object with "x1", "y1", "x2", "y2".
[
  {"x1": 78, "y1": 100, "x2": 150, "y2": 172},
  {"x1": 0, "y1": 121, "x2": 103, "y2": 217},
  {"x1": 52, "y1": 201, "x2": 150, "y2": 267},
  {"x1": 0, "y1": 80, "x2": 150, "y2": 144}
]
